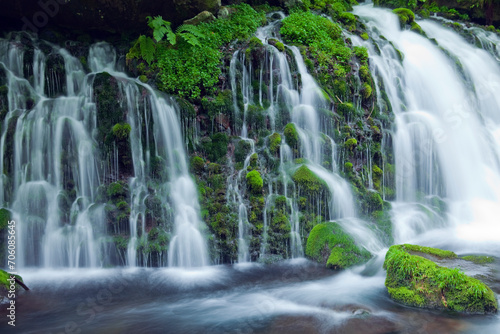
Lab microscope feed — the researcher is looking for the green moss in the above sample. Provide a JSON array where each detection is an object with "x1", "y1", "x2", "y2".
[
  {"x1": 387, "y1": 286, "x2": 426, "y2": 307},
  {"x1": 153, "y1": 4, "x2": 265, "y2": 100},
  {"x1": 337, "y1": 102, "x2": 355, "y2": 116},
  {"x1": 1, "y1": 269, "x2": 25, "y2": 292},
  {"x1": 112, "y1": 123, "x2": 131, "y2": 140},
  {"x1": 345, "y1": 138, "x2": 357, "y2": 150},
  {"x1": 246, "y1": 170, "x2": 263, "y2": 195},
  {"x1": 306, "y1": 222, "x2": 371, "y2": 269},
  {"x1": 359, "y1": 65, "x2": 370, "y2": 81},
  {"x1": 392, "y1": 8, "x2": 415, "y2": 26},
  {"x1": 410, "y1": 21, "x2": 423, "y2": 35},
  {"x1": 360, "y1": 32, "x2": 369, "y2": 40},
  {"x1": 139, "y1": 75, "x2": 148, "y2": 83},
  {"x1": 0, "y1": 208, "x2": 11, "y2": 230},
  {"x1": 461, "y1": 255, "x2": 494, "y2": 264},
  {"x1": 292, "y1": 165, "x2": 327, "y2": 195},
  {"x1": 204, "y1": 132, "x2": 229, "y2": 162},
  {"x1": 384, "y1": 244, "x2": 497, "y2": 313},
  {"x1": 234, "y1": 139, "x2": 252, "y2": 164},
  {"x1": 362, "y1": 83, "x2": 372, "y2": 99},
  {"x1": 284, "y1": 123, "x2": 299, "y2": 147},
  {"x1": 249, "y1": 153, "x2": 258, "y2": 168},
  {"x1": 280, "y1": 10, "x2": 351, "y2": 80},
  {"x1": 191, "y1": 156, "x2": 205, "y2": 173},
  {"x1": 248, "y1": 36, "x2": 263, "y2": 47},
  {"x1": 107, "y1": 181, "x2": 128, "y2": 199},
  {"x1": 403, "y1": 244, "x2": 457, "y2": 259},
  {"x1": 269, "y1": 132, "x2": 281, "y2": 155}
]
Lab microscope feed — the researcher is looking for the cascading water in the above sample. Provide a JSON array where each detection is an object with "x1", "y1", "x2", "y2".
[
  {"x1": 0, "y1": 34, "x2": 208, "y2": 268},
  {"x1": 228, "y1": 13, "x2": 383, "y2": 260},
  {"x1": 353, "y1": 4, "x2": 500, "y2": 249}
]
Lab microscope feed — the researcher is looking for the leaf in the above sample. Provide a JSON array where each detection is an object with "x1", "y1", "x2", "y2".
[
  {"x1": 167, "y1": 31, "x2": 177, "y2": 45},
  {"x1": 139, "y1": 35, "x2": 155, "y2": 65},
  {"x1": 176, "y1": 24, "x2": 206, "y2": 39}
]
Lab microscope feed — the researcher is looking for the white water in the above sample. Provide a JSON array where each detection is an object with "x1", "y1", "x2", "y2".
[
  {"x1": 0, "y1": 35, "x2": 208, "y2": 268},
  {"x1": 353, "y1": 4, "x2": 500, "y2": 249},
  {"x1": 227, "y1": 15, "x2": 383, "y2": 260}
]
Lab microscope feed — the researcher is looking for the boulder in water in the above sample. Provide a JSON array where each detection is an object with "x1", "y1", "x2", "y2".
[
  {"x1": 384, "y1": 244, "x2": 498, "y2": 314},
  {"x1": 306, "y1": 222, "x2": 371, "y2": 269}
]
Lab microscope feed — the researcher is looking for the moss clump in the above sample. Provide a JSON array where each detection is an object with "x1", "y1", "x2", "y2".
[
  {"x1": 190, "y1": 156, "x2": 205, "y2": 173},
  {"x1": 360, "y1": 32, "x2": 369, "y2": 40},
  {"x1": 292, "y1": 165, "x2": 327, "y2": 195},
  {"x1": 345, "y1": 138, "x2": 357, "y2": 150},
  {"x1": 269, "y1": 132, "x2": 281, "y2": 155},
  {"x1": 306, "y1": 222, "x2": 371, "y2": 269},
  {"x1": 284, "y1": 123, "x2": 299, "y2": 147},
  {"x1": 462, "y1": 255, "x2": 494, "y2": 264},
  {"x1": 403, "y1": 244, "x2": 457, "y2": 259},
  {"x1": 0, "y1": 208, "x2": 11, "y2": 230},
  {"x1": 410, "y1": 21, "x2": 423, "y2": 35},
  {"x1": 248, "y1": 36, "x2": 263, "y2": 48},
  {"x1": 362, "y1": 83, "x2": 372, "y2": 99},
  {"x1": 384, "y1": 244, "x2": 498, "y2": 314},
  {"x1": 0, "y1": 269, "x2": 25, "y2": 293},
  {"x1": 393, "y1": 8, "x2": 415, "y2": 26},
  {"x1": 249, "y1": 153, "x2": 258, "y2": 168},
  {"x1": 246, "y1": 170, "x2": 263, "y2": 195},
  {"x1": 337, "y1": 102, "x2": 355, "y2": 116},
  {"x1": 112, "y1": 123, "x2": 131, "y2": 140}
]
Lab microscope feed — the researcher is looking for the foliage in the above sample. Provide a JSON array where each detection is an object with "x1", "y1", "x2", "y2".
[
  {"x1": 112, "y1": 123, "x2": 131, "y2": 141},
  {"x1": 155, "y1": 4, "x2": 265, "y2": 100},
  {"x1": 384, "y1": 244, "x2": 498, "y2": 313},
  {"x1": 269, "y1": 132, "x2": 282, "y2": 155},
  {"x1": 280, "y1": 10, "x2": 352, "y2": 77},
  {"x1": 0, "y1": 208, "x2": 11, "y2": 230},
  {"x1": 284, "y1": 123, "x2": 299, "y2": 147},
  {"x1": 246, "y1": 170, "x2": 263, "y2": 194},
  {"x1": 393, "y1": 7, "x2": 416, "y2": 25},
  {"x1": 292, "y1": 165, "x2": 328, "y2": 195},
  {"x1": 191, "y1": 156, "x2": 205, "y2": 173},
  {"x1": 306, "y1": 222, "x2": 371, "y2": 269},
  {"x1": 461, "y1": 255, "x2": 494, "y2": 264}
]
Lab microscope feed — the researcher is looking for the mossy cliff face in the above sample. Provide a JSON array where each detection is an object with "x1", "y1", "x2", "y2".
[
  {"x1": 384, "y1": 244, "x2": 498, "y2": 314},
  {"x1": 375, "y1": 0, "x2": 500, "y2": 27},
  {"x1": 306, "y1": 222, "x2": 371, "y2": 269},
  {"x1": 120, "y1": 1, "x2": 396, "y2": 264}
]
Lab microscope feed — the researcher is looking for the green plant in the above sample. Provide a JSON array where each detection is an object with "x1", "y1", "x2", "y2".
[{"x1": 246, "y1": 170, "x2": 263, "y2": 194}]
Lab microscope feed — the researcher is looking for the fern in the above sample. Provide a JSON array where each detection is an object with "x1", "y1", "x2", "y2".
[
  {"x1": 138, "y1": 35, "x2": 155, "y2": 65},
  {"x1": 176, "y1": 24, "x2": 206, "y2": 47},
  {"x1": 147, "y1": 15, "x2": 176, "y2": 43}
]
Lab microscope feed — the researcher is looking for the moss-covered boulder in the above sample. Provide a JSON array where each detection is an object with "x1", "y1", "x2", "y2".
[
  {"x1": 1, "y1": 269, "x2": 27, "y2": 296},
  {"x1": 292, "y1": 165, "x2": 328, "y2": 195},
  {"x1": 384, "y1": 244, "x2": 498, "y2": 314},
  {"x1": 306, "y1": 222, "x2": 371, "y2": 269},
  {"x1": 246, "y1": 170, "x2": 263, "y2": 195}
]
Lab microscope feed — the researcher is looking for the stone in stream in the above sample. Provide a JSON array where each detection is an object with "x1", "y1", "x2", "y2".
[{"x1": 384, "y1": 244, "x2": 498, "y2": 314}]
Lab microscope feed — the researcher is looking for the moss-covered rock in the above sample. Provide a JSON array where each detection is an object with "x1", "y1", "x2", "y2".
[
  {"x1": 269, "y1": 132, "x2": 281, "y2": 155},
  {"x1": 384, "y1": 244, "x2": 498, "y2": 314},
  {"x1": 461, "y1": 255, "x2": 495, "y2": 264},
  {"x1": 292, "y1": 165, "x2": 327, "y2": 195},
  {"x1": 246, "y1": 170, "x2": 263, "y2": 194},
  {"x1": 1, "y1": 269, "x2": 26, "y2": 296},
  {"x1": 284, "y1": 123, "x2": 299, "y2": 147},
  {"x1": 393, "y1": 8, "x2": 415, "y2": 25},
  {"x1": 191, "y1": 156, "x2": 205, "y2": 174},
  {"x1": 306, "y1": 222, "x2": 371, "y2": 269}
]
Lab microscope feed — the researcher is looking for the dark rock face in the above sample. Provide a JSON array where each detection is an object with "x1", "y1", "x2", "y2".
[{"x1": 0, "y1": 0, "x2": 221, "y2": 36}]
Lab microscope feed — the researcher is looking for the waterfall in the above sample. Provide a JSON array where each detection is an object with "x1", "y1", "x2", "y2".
[
  {"x1": 229, "y1": 14, "x2": 383, "y2": 261},
  {"x1": 0, "y1": 34, "x2": 208, "y2": 268},
  {"x1": 353, "y1": 4, "x2": 500, "y2": 244}
]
